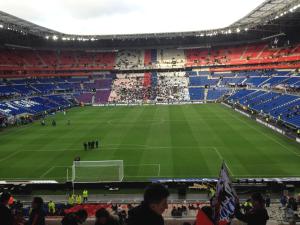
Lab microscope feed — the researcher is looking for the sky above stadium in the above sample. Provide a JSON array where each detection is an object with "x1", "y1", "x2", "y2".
[{"x1": 0, "y1": 0, "x2": 266, "y2": 35}]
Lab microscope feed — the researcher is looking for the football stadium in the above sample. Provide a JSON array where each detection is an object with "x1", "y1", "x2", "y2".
[{"x1": 0, "y1": 0, "x2": 300, "y2": 224}]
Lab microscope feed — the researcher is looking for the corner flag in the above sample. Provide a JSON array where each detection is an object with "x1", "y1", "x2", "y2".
[{"x1": 211, "y1": 162, "x2": 237, "y2": 225}]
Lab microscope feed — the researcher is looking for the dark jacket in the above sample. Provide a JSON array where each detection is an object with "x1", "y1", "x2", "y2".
[
  {"x1": 95, "y1": 217, "x2": 119, "y2": 225},
  {"x1": 61, "y1": 213, "x2": 81, "y2": 225},
  {"x1": 235, "y1": 206, "x2": 269, "y2": 225},
  {"x1": 127, "y1": 203, "x2": 164, "y2": 225},
  {"x1": 27, "y1": 208, "x2": 45, "y2": 225},
  {"x1": 0, "y1": 203, "x2": 14, "y2": 225}
]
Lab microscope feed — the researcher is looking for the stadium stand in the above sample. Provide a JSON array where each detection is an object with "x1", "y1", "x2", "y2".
[
  {"x1": 115, "y1": 50, "x2": 144, "y2": 70},
  {"x1": 156, "y1": 49, "x2": 186, "y2": 68},
  {"x1": 207, "y1": 89, "x2": 229, "y2": 101},
  {"x1": 185, "y1": 43, "x2": 300, "y2": 67},
  {"x1": 0, "y1": 49, "x2": 116, "y2": 70},
  {"x1": 188, "y1": 87, "x2": 205, "y2": 101},
  {"x1": 228, "y1": 89, "x2": 300, "y2": 128},
  {"x1": 156, "y1": 72, "x2": 190, "y2": 102}
]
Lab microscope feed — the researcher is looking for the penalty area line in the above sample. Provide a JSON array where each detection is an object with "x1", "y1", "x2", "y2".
[
  {"x1": 0, "y1": 151, "x2": 20, "y2": 162},
  {"x1": 125, "y1": 164, "x2": 161, "y2": 177},
  {"x1": 213, "y1": 147, "x2": 235, "y2": 177},
  {"x1": 39, "y1": 166, "x2": 71, "y2": 178}
]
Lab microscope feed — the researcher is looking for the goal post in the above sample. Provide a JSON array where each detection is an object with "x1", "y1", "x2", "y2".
[{"x1": 72, "y1": 160, "x2": 124, "y2": 183}]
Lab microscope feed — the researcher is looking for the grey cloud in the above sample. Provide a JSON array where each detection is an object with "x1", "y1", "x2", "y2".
[{"x1": 60, "y1": 0, "x2": 143, "y2": 19}]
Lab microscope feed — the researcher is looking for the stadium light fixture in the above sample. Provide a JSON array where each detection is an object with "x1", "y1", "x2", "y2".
[
  {"x1": 52, "y1": 35, "x2": 58, "y2": 41},
  {"x1": 236, "y1": 28, "x2": 240, "y2": 33},
  {"x1": 90, "y1": 37, "x2": 98, "y2": 41},
  {"x1": 0, "y1": 24, "x2": 3, "y2": 29}
]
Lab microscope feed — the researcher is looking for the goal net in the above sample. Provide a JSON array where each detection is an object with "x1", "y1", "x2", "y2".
[{"x1": 72, "y1": 160, "x2": 124, "y2": 183}]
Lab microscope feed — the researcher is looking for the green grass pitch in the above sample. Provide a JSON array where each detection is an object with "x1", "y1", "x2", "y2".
[{"x1": 0, "y1": 104, "x2": 300, "y2": 182}]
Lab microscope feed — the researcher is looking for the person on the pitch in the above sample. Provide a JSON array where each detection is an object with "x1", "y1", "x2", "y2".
[{"x1": 83, "y1": 142, "x2": 87, "y2": 151}]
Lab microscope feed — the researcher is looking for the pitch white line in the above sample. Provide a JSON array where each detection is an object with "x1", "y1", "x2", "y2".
[
  {"x1": 125, "y1": 164, "x2": 161, "y2": 177},
  {"x1": 213, "y1": 147, "x2": 235, "y2": 177},
  {"x1": 158, "y1": 164, "x2": 161, "y2": 177},
  {"x1": 213, "y1": 147, "x2": 223, "y2": 161},
  {"x1": 39, "y1": 166, "x2": 55, "y2": 178},
  {"x1": 228, "y1": 110, "x2": 300, "y2": 157},
  {"x1": 2, "y1": 174, "x2": 300, "y2": 180},
  {"x1": 0, "y1": 151, "x2": 20, "y2": 162}
]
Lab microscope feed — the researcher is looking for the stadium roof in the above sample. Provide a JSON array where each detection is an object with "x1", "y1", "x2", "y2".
[
  {"x1": 0, "y1": 0, "x2": 299, "y2": 42},
  {"x1": 0, "y1": 11, "x2": 61, "y2": 36},
  {"x1": 232, "y1": 0, "x2": 300, "y2": 27}
]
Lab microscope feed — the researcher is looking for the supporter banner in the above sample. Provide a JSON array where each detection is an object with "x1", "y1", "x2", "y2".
[
  {"x1": 256, "y1": 119, "x2": 285, "y2": 135},
  {"x1": 221, "y1": 102, "x2": 232, "y2": 108},
  {"x1": 151, "y1": 178, "x2": 218, "y2": 183},
  {"x1": 151, "y1": 177, "x2": 300, "y2": 183},
  {"x1": 93, "y1": 102, "x2": 204, "y2": 107},
  {"x1": 211, "y1": 162, "x2": 237, "y2": 225},
  {"x1": 234, "y1": 108, "x2": 250, "y2": 118},
  {"x1": 238, "y1": 177, "x2": 300, "y2": 182},
  {"x1": 0, "y1": 180, "x2": 58, "y2": 184}
]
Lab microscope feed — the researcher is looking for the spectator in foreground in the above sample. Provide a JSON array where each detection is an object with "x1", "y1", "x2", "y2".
[
  {"x1": 0, "y1": 192, "x2": 14, "y2": 225},
  {"x1": 27, "y1": 197, "x2": 45, "y2": 225},
  {"x1": 287, "y1": 197, "x2": 298, "y2": 211},
  {"x1": 127, "y1": 183, "x2": 170, "y2": 225},
  {"x1": 235, "y1": 193, "x2": 269, "y2": 225},
  {"x1": 285, "y1": 205, "x2": 296, "y2": 225},
  {"x1": 61, "y1": 209, "x2": 88, "y2": 225},
  {"x1": 280, "y1": 194, "x2": 288, "y2": 208},
  {"x1": 95, "y1": 208, "x2": 119, "y2": 225},
  {"x1": 265, "y1": 194, "x2": 271, "y2": 208}
]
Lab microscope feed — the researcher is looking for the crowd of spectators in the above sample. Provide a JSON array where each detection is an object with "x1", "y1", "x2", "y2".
[
  {"x1": 108, "y1": 72, "x2": 190, "y2": 103},
  {"x1": 2, "y1": 184, "x2": 300, "y2": 225}
]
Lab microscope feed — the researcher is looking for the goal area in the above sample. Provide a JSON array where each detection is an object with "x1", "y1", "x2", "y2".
[{"x1": 72, "y1": 160, "x2": 124, "y2": 183}]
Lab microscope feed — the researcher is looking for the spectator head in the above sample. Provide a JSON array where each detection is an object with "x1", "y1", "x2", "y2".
[
  {"x1": 76, "y1": 209, "x2": 88, "y2": 223},
  {"x1": 143, "y1": 183, "x2": 170, "y2": 215},
  {"x1": 0, "y1": 192, "x2": 11, "y2": 205},
  {"x1": 95, "y1": 208, "x2": 110, "y2": 224},
  {"x1": 251, "y1": 193, "x2": 265, "y2": 208},
  {"x1": 32, "y1": 197, "x2": 44, "y2": 209}
]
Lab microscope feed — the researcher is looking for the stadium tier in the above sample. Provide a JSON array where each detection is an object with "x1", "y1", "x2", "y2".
[
  {"x1": 1, "y1": 42, "x2": 300, "y2": 77},
  {"x1": 228, "y1": 89, "x2": 300, "y2": 128},
  {"x1": 1, "y1": 70, "x2": 300, "y2": 116}
]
